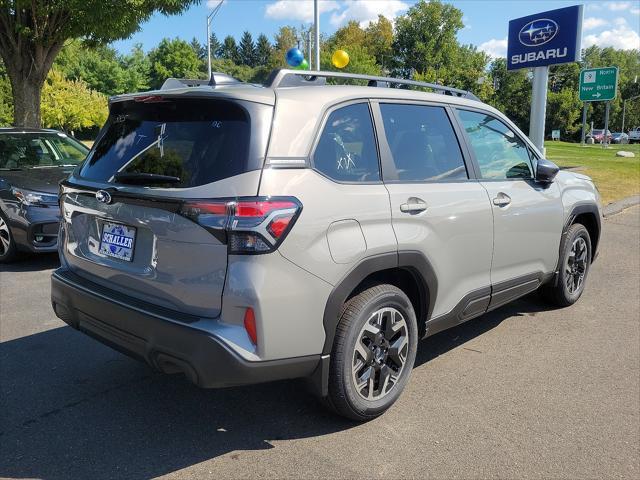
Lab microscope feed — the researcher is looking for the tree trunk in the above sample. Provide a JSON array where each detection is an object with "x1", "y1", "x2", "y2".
[
  {"x1": 10, "y1": 74, "x2": 43, "y2": 128},
  {"x1": 0, "y1": 36, "x2": 63, "y2": 129}
]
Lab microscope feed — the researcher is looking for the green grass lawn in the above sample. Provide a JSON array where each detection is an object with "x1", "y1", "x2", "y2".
[{"x1": 544, "y1": 141, "x2": 640, "y2": 205}]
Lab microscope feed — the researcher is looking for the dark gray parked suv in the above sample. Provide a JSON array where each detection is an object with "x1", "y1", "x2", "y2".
[
  {"x1": 0, "y1": 128, "x2": 88, "y2": 262},
  {"x1": 51, "y1": 70, "x2": 601, "y2": 420}
]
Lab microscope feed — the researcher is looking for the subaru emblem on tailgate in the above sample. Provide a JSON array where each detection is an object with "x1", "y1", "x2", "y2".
[{"x1": 96, "y1": 190, "x2": 112, "y2": 204}]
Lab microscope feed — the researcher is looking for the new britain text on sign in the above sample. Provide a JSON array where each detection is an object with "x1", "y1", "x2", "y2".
[
  {"x1": 507, "y1": 5, "x2": 583, "y2": 70},
  {"x1": 579, "y1": 67, "x2": 618, "y2": 102}
]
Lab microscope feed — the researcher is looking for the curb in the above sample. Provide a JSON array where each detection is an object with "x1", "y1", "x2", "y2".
[{"x1": 603, "y1": 195, "x2": 640, "y2": 218}]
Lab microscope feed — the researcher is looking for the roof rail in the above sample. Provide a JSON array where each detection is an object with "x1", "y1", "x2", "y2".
[
  {"x1": 265, "y1": 69, "x2": 479, "y2": 101},
  {"x1": 161, "y1": 72, "x2": 241, "y2": 90}
]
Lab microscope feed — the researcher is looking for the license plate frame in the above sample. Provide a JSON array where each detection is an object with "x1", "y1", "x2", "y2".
[{"x1": 99, "y1": 221, "x2": 137, "y2": 262}]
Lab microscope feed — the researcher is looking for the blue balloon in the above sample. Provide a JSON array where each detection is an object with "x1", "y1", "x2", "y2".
[{"x1": 286, "y1": 47, "x2": 304, "y2": 67}]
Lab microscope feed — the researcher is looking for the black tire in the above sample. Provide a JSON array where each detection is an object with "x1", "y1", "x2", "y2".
[
  {"x1": 541, "y1": 223, "x2": 591, "y2": 307},
  {"x1": 0, "y1": 210, "x2": 18, "y2": 263},
  {"x1": 326, "y1": 284, "x2": 418, "y2": 421}
]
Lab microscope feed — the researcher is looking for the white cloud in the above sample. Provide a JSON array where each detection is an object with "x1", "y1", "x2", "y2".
[
  {"x1": 589, "y1": 1, "x2": 638, "y2": 13},
  {"x1": 206, "y1": 0, "x2": 223, "y2": 7},
  {"x1": 265, "y1": 0, "x2": 340, "y2": 23},
  {"x1": 583, "y1": 17, "x2": 608, "y2": 30},
  {"x1": 606, "y1": 2, "x2": 633, "y2": 11},
  {"x1": 329, "y1": 0, "x2": 409, "y2": 27},
  {"x1": 584, "y1": 20, "x2": 640, "y2": 50},
  {"x1": 264, "y1": 0, "x2": 408, "y2": 27},
  {"x1": 479, "y1": 37, "x2": 508, "y2": 58}
]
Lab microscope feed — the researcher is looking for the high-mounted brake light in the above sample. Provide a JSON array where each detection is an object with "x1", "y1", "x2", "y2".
[
  {"x1": 179, "y1": 197, "x2": 302, "y2": 254},
  {"x1": 133, "y1": 95, "x2": 169, "y2": 103}
]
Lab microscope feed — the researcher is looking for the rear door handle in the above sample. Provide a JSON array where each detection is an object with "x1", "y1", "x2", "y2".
[
  {"x1": 400, "y1": 198, "x2": 428, "y2": 213},
  {"x1": 492, "y1": 192, "x2": 511, "y2": 207}
]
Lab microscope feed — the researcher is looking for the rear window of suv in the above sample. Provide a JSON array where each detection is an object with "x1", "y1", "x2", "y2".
[{"x1": 79, "y1": 98, "x2": 267, "y2": 188}]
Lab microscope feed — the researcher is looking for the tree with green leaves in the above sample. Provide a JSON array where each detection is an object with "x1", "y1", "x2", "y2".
[
  {"x1": 331, "y1": 21, "x2": 367, "y2": 50},
  {"x1": 546, "y1": 88, "x2": 582, "y2": 138},
  {"x1": 54, "y1": 42, "x2": 127, "y2": 96},
  {"x1": 148, "y1": 38, "x2": 203, "y2": 89},
  {"x1": 255, "y1": 34, "x2": 273, "y2": 67},
  {"x1": 322, "y1": 22, "x2": 380, "y2": 79},
  {"x1": 0, "y1": 0, "x2": 199, "y2": 127},
  {"x1": 238, "y1": 31, "x2": 256, "y2": 67},
  {"x1": 488, "y1": 57, "x2": 531, "y2": 133},
  {"x1": 120, "y1": 43, "x2": 152, "y2": 93},
  {"x1": 220, "y1": 35, "x2": 240, "y2": 63},
  {"x1": 190, "y1": 37, "x2": 206, "y2": 61},
  {"x1": 40, "y1": 69, "x2": 108, "y2": 132},
  {"x1": 270, "y1": 26, "x2": 298, "y2": 69},
  {"x1": 364, "y1": 15, "x2": 394, "y2": 71},
  {"x1": 0, "y1": 60, "x2": 12, "y2": 125},
  {"x1": 209, "y1": 32, "x2": 222, "y2": 59},
  {"x1": 392, "y1": 0, "x2": 464, "y2": 78}
]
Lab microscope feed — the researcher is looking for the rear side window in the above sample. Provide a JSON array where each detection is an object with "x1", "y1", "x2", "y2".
[
  {"x1": 80, "y1": 98, "x2": 264, "y2": 188},
  {"x1": 380, "y1": 104, "x2": 467, "y2": 181},
  {"x1": 457, "y1": 110, "x2": 534, "y2": 180},
  {"x1": 312, "y1": 103, "x2": 380, "y2": 183}
]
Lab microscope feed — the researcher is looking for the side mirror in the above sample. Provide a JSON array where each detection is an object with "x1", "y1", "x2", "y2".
[{"x1": 535, "y1": 158, "x2": 559, "y2": 183}]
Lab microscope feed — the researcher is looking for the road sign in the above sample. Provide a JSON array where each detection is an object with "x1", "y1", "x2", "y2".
[
  {"x1": 507, "y1": 5, "x2": 583, "y2": 71},
  {"x1": 580, "y1": 67, "x2": 618, "y2": 102}
]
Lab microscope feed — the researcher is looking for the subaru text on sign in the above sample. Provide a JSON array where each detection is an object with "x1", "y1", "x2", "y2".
[{"x1": 507, "y1": 5, "x2": 583, "y2": 71}]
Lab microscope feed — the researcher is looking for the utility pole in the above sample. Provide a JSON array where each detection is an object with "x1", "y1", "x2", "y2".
[
  {"x1": 206, "y1": 1, "x2": 225, "y2": 81},
  {"x1": 603, "y1": 101, "x2": 610, "y2": 148},
  {"x1": 313, "y1": 0, "x2": 320, "y2": 70},
  {"x1": 307, "y1": 32, "x2": 312, "y2": 71}
]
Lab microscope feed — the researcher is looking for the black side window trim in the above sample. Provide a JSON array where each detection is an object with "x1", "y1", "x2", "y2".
[{"x1": 309, "y1": 100, "x2": 383, "y2": 185}]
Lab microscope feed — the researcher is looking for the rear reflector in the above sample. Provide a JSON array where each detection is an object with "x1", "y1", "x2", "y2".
[
  {"x1": 244, "y1": 308, "x2": 257, "y2": 345},
  {"x1": 179, "y1": 196, "x2": 301, "y2": 254}
]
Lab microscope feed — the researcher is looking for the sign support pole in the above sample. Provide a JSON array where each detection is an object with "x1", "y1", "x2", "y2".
[
  {"x1": 313, "y1": 0, "x2": 320, "y2": 70},
  {"x1": 603, "y1": 101, "x2": 610, "y2": 148},
  {"x1": 529, "y1": 66, "x2": 549, "y2": 153},
  {"x1": 580, "y1": 102, "x2": 587, "y2": 146}
]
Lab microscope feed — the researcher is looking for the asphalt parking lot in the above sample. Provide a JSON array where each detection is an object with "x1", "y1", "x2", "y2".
[{"x1": 1, "y1": 206, "x2": 638, "y2": 480}]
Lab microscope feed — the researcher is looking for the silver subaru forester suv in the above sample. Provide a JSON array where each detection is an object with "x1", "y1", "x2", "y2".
[{"x1": 52, "y1": 70, "x2": 601, "y2": 420}]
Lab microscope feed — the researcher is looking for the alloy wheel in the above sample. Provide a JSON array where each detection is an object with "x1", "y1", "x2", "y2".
[
  {"x1": 0, "y1": 216, "x2": 11, "y2": 256},
  {"x1": 351, "y1": 307, "x2": 409, "y2": 401},
  {"x1": 565, "y1": 236, "x2": 588, "y2": 294}
]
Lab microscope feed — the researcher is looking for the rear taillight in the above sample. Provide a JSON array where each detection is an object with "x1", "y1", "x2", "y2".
[{"x1": 179, "y1": 197, "x2": 301, "y2": 254}]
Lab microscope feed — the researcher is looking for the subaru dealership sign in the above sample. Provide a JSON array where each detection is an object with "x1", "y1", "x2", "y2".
[{"x1": 507, "y1": 5, "x2": 583, "y2": 70}]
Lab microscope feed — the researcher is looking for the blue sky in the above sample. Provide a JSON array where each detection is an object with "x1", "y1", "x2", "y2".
[{"x1": 112, "y1": 0, "x2": 640, "y2": 57}]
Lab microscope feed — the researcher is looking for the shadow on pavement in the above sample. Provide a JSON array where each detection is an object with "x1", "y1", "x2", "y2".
[
  {"x1": 0, "y1": 293, "x2": 553, "y2": 480},
  {"x1": 0, "y1": 253, "x2": 59, "y2": 272}
]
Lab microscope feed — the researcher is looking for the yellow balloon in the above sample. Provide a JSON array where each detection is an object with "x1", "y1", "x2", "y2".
[{"x1": 332, "y1": 50, "x2": 350, "y2": 69}]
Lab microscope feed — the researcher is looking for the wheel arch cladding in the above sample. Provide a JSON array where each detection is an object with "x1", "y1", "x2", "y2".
[
  {"x1": 566, "y1": 203, "x2": 601, "y2": 262},
  {"x1": 321, "y1": 251, "x2": 437, "y2": 354}
]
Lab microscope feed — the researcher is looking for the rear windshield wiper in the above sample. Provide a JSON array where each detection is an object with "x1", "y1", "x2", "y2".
[{"x1": 113, "y1": 172, "x2": 181, "y2": 185}]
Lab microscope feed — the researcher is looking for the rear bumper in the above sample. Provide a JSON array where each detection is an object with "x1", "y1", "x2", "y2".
[{"x1": 51, "y1": 268, "x2": 320, "y2": 388}]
